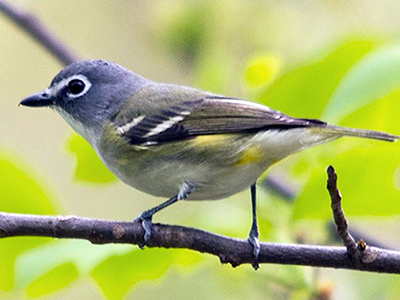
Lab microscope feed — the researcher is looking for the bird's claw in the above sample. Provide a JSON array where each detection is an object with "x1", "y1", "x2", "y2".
[
  {"x1": 248, "y1": 229, "x2": 260, "y2": 270},
  {"x1": 135, "y1": 211, "x2": 153, "y2": 249}
]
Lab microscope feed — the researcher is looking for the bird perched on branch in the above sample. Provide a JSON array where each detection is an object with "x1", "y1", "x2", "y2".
[{"x1": 20, "y1": 60, "x2": 399, "y2": 269}]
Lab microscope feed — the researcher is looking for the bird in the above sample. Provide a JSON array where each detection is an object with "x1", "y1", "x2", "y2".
[{"x1": 20, "y1": 59, "x2": 399, "y2": 269}]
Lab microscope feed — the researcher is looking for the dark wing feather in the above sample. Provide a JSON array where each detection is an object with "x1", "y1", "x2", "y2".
[
  {"x1": 182, "y1": 97, "x2": 326, "y2": 136},
  {"x1": 118, "y1": 96, "x2": 326, "y2": 146}
]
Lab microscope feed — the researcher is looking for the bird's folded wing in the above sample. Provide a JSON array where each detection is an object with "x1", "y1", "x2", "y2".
[{"x1": 115, "y1": 96, "x2": 326, "y2": 146}]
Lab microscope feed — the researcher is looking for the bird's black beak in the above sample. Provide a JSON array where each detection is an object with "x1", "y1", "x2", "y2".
[{"x1": 20, "y1": 90, "x2": 54, "y2": 107}]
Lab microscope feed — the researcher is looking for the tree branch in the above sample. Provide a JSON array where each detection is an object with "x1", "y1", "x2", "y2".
[
  {"x1": 0, "y1": 166, "x2": 400, "y2": 273},
  {"x1": 0, "y1": 0, "x2": 80, "y2": 65}
]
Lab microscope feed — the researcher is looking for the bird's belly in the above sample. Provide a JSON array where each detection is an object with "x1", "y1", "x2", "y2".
[
  {"x1": 111, "y1": 158, "x2": 270, "y2": 200},
  {"x1": 97, "y1": 132, "x2": 273, "y2": 200}
]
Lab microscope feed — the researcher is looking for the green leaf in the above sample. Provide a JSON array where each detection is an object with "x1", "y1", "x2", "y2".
[
  {"x1": 92, "y1": 248, "x2": 201, "y2": 300},
  {"x1": 26, "y1": 263, "x2": 79, "y2": 298},
  {"x1": 0, "y1": 152, "x2": 57, "y2": 291},
  {"x1": 259, "y1": 39, "x2": 376, "y2": 119},
  {"x1": 15, "y1": 240, "x2": 133, "y2": 290},
  {"x1": 173, "y1": 251, "x2": 204, "y2": 268},
  {"x1": 339, "y1": 88, "x2": 400, "y2": 135},
  {"x1": 67, "y1": 134, "x2": 117, "y2": 184},
  {"x1": 0, "y1": 239, "x2": 38, "y2": 291},
  {"x1": 245, "y1": 54, "x2": 281, "y2": 88},
  {"x1": 293, "y1": 90, "x2": 400, "y2": 219},
  {"x1": 17, "y1": 240, "x2": 203, "y2": 298},
  {"x1": 293, "y1": 145, "x2": 400, "y2": 219},
  {"x1": 322, "y1": 43, "x2": 400, "y2": 123},
  {"x1": 92, "y1": 248, "x2": 173, "y2": 300},
  {"x1": 0, "y1": 154, "x2": 56, "y2": 214}
]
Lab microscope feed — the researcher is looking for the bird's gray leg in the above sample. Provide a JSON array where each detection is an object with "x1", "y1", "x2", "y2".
[
  {"x1": 247, "y1": 183, "x2": 260, "y2": 270},
  {"x1": 136, "y1": 181, "x2": 195, "y2": 248}
]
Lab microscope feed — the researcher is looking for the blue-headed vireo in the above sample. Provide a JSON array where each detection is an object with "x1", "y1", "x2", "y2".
[{"x1": 20, "y1": 60, "x2": 399, "y2": 269}]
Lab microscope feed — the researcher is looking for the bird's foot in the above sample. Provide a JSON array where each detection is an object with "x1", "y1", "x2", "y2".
[
  {"x1": 135, "y1": 210, "x2": 153, "y2": 249},
  {"x1": 247, "y1": 228, "x2": 260, "y2": 270}
]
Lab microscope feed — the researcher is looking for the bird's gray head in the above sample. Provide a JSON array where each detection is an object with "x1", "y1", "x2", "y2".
[{"x1": 20, "y1": 60, "x2": 148, "y2": 131}]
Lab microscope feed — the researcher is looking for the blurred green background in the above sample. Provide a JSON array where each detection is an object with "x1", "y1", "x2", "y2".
[{"x1": 1, "y1": 0, "x2": 400, "y2": 299}]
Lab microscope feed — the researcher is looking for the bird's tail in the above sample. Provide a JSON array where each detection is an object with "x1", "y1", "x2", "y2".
[{"x1": 311, "y1": 125, "x2": 400, "y2": 142}]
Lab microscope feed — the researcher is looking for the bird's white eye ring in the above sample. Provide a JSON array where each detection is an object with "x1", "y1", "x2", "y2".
[{"x1": 63, "y1": 74, "x2": 92, "y2": 98}]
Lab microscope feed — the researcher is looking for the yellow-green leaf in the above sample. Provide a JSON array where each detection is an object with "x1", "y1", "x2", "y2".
[
  {"x1": 245, "y1": 54, "x2": 281, "y2": 87},
  {"x1": 259, "y1": 39, "x2": 376, "y2": 119},
  {"x1": 322, "y1": 43, "x2": 400, "y2": 123},
  {"x1": 92, "y1": 248, "x2": 180, "y2": 300},
  {"x1": 293, "y1": 145, "x2": 400, "y2": 219},
  {"x1": 293, "y1": 89, "x2": 400, "y2": 219},
  {"x1": 0, "y1": 155, "x2": 56, "y2": 214},
  {"x1": 26, "y1": 263, "x2": 79, "y2": 297},
  {"x1": 67, "y1": 134, "x2": 116, "y2": 184},
  {"x1": 0, "y1": 152, "x2": 57, "y2": 290}
]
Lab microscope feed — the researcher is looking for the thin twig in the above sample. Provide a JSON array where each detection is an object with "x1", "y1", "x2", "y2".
[
  {"x1": 326, "y1": 166, "x2": 358, "y2": 258},
  {"x1": 326, "y1": 166, "x2": 386, "y2": 267},
  {"x1": 0, "y1": 0, "x2": 80, "y2": 65}
]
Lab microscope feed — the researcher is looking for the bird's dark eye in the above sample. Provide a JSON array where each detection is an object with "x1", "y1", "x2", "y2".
[{"x1": 68, "y1": 79, "x2": 85, "y2": 95}]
